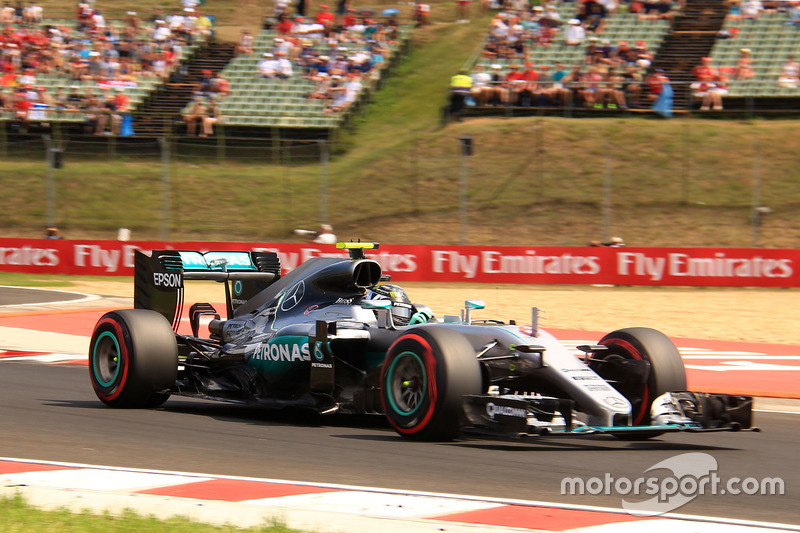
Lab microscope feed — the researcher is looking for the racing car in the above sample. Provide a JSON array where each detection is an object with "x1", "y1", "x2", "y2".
[{"x1": 89, "y1": 243, "x2": 754, "y2": 441}]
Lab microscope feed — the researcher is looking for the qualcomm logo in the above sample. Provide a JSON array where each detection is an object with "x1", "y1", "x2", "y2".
[
  {"x1": 486, "y1": 402, "x2": 527, "y2": 419},
  {"x1": 279, "y1": 281, "x2": 305, "y2": 311}
]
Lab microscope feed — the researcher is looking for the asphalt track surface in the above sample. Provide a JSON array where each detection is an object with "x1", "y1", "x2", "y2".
[
  {"x1": 0, "y1": 286, "x2": 798, "y2": 527},
  {"x1": 0, "y1": 286, "x2": 88, "y2": 306},
  {"x1": 0, "y1": 362, "x2": 797, "y2": 525}
]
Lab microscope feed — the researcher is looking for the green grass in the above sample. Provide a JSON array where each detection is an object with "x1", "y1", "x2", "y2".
[
  {"x1": 0, "y1": 493, "x2": 303, "y2": 533},
  {"x1": 2, "y1": 3, "x2": 799, "y2": 248}
]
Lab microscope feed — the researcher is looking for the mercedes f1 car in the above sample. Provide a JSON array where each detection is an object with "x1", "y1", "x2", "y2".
[{"x1": 89, "y1": 243, "x2": 754, "y2": 441}]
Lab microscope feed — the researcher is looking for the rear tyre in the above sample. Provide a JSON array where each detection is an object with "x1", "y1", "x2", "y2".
[
  {"x1": 593, "y1": 327, "x2": 686, "y2": 439},
  {"x1": 380, "y1": 327, "x2": 482, "y2": 441},
  {"x1": 89, "y1": 309, "x2": 178, "y2": 408}
]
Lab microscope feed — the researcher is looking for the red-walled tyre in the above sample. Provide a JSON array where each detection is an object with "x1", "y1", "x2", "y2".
[
  {"x1": 593, "y1": 327, "x2": 686, "y2": 438},
  {"x1": 89, "y1": 309, "x2": 178, "y2": 408},
  {"x1": 380, "y1": 327, "x2": 482, "y2": 441}
]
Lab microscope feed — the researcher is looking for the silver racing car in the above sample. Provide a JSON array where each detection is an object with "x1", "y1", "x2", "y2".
[{"x1": 89, "y1": 242, "x2": 754, "y2": 441}]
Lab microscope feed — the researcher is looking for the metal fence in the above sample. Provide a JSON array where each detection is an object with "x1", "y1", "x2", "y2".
[{"x1": 2, "y1": 118, "x2": 799, "y2": 248}]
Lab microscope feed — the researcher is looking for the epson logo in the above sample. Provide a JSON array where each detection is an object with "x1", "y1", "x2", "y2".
[
  {"x1": 486, "y1": 402, "x2": 527, "y2": 419},
  {"x1": 153, "y1": 272, "x2": 183, "y2": 289}
]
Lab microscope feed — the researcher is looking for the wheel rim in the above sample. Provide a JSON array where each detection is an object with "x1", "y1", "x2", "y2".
[
  {"x1": 386, "y1": 351, "x2": 427, "y2": 416},
  {"x1": 598, "y1": 339, "x2": 649, "y2": 425},
  {"x1": 93, "y1": 331, "x2": 121, "y2": 388}
]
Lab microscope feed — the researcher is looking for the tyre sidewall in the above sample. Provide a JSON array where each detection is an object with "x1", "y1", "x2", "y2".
[
  {"x1": 381, "y1": 332, "x2": 442, "y2": 436},
  {"x1": 89, "y1": 312, "x2": 133, "y2": 404}
]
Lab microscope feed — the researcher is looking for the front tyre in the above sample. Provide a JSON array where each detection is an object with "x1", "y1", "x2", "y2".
[
  {"x1": 89, "y1": 309, "x2": 178, "y2": 408},
  {"x1": 380, "y1": 327, "x2": 481, "y2": 441},
  {"x1": 593, "y1": 327, "x2": 686, "y2": 438}
]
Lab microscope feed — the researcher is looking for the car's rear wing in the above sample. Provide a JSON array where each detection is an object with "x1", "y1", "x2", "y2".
[{"x1": 134, "y1": 249, "x2": 281, "y2": 331}]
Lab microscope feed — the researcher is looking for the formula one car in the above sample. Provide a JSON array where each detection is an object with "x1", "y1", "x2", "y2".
[{"x1": 89, "y1": 243, "x2": 754, "y2": 441}]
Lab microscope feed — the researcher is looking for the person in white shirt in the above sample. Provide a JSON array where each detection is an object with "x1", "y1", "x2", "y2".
[
  {"x1": 258, "y1": 53, "x2": 278, "y2": 78},
  {"x1": 312, "y1": 225, "x2": 337, "y2": 244},
  {"x1": 276, "y1": 52, "x2": 293, "y2": 79},
  {"x1": 565, "y1": 19, "x2": 585, "y2": 46}
]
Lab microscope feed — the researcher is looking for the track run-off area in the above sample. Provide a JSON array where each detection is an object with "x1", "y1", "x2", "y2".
[{"x1": 0, "y1": 285, "x2": 798, "y2": 532}]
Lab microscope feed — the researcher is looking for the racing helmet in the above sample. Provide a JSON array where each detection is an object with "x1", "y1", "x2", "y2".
[{"x1": 367, "y1": 284, "x2": 414, "y2": 326}]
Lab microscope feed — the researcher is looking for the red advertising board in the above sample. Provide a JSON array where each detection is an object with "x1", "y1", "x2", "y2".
[{"x1": 0, "y1": 238, "x2": 798, "y2": 287}]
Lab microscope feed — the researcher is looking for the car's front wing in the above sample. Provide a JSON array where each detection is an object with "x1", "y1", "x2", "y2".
[{"x1": 462, "y1": 392, "x2": 756, "y2": 438}]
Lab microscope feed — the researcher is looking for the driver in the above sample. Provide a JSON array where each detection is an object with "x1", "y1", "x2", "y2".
[{"x1": 365, "y1": 284, "x2": 433, "y2": 326}]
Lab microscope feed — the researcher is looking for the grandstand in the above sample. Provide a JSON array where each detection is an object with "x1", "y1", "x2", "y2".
[
  {"x1": 461, "y1": 0, "x2": 800, "y2": 116},
  {"x1": 3, "y1": 0, "x2": 800, "y2": 146}
]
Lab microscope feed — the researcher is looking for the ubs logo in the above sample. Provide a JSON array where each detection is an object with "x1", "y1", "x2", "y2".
[{"x1": 280, "y1": 280, "x2": 305, "y2": 311}]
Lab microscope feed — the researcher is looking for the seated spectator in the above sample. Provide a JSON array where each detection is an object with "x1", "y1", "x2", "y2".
[
  {"x1": 235, "y1": 29, "x2": 254, "y2": 55},
  {"x1": 183, "y1": 95, "x2": 206, "y2": 135},
  {"x1": 735, "y1": 48, "x2": 754, "y2": 80},
  {"x1": 623, "y1": 63, "x2": 644, "y2": 106},
  {"x1": 741, "y1": 0, "x2": 763, "y2": 19},
  {"x1": 258, "y1": 52, "x2": 278, "y2": 78},
  {"x1": 727, "y1": 0, "x2": 742, "y2": 20},
  {"x1": 562, "y1": 64, "x2": 585, "y2": 106},
  {"x1": 692, "y1": 56, "x2": 724, "y2": 110},
  {"x1": 0, "y1": 3, "x2": 14, "y2": 23},
  {"x1": 200, "y1": 96, "x2": 220, "y2": 137},
  {"x1": 11, "y1": 86, "x2": 31, "y2": 131},
  {"x1": 275, "y1": 51, "x2": 293, "y2": 80},
  {"x1": 23, "y1": 1, "x2": 42, "y2": 24},
  {"x1": 565, "y1": 18, "x2": 585, "y2": 45},
  {"x1": 309, "y1": 72, "x2": 332, "y2": 99},
  {"x1": 499, "y1": 63, "x2": 525, "y2": 105},
  {"x1": 583, "y1": 65, "x2": 605, "y2": 107},
  {"x1": 583, "y1": 0, "x2": 608, "y2": 33},
  {"x1": 777, "y1": 54, "x2": 799, "y2": 88},
  {"x1": 212, "y1": 73, "x2": 230, "y2": 98},
  {"x1": 470, "y1": 64, "x2": 492, "y2": 106}
]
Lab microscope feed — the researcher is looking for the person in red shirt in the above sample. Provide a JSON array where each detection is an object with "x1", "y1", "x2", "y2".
[
  {"x1": 12, "y1": 86, "x2": 31, "y2": 131},
  {"x1": 499, "y1": 63, "x2": 525, "y2": 105},
  {"x1": 276, "y1": 13, "x2": 294, "y2": 36},
  {"x1": 519, "y1": 61, "x2": 540, "y2": 106},
  {"x1": 316, "y1": 5, "x2": 335, "y2": 30}
]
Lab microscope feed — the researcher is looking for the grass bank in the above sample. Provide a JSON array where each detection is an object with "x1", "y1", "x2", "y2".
[
  {"x1": 0, "y1": 493, "x2": 302, "y2": 533},
  {"x1": 2, "y1": 3, "x2": 798, "y2": 248}
]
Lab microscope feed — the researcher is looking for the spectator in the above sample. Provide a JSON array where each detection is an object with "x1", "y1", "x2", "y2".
[
  {"x1": 623, "y1": 63, "x2": 644, "y2": 107},
  {"x1": 44, "y1": 227, "x2": 62, "y2": 239},
  {"x1": 470, "y1": 64, "x2": 492, "y2": 106},
  {"x1": 448, "y1": 68, "x2": 472, "y2": 119},
  {"x1": 236, "y1": 29, "x2": 254, "y2": 56},
  {"x1": 777, "y1": 55, "x2": 799, "y2": 88},
  {"x1": 456, "y1": 0, "x2": 471, "y2": 23},
  {"x1": 741, "y1": 0, "x2": 763, "y2": 19},
  {"x1": 650, "y1": 68, "x2": 673, "y2": 117},
  {"x1": 735, "y1": 48, "x2": 754, "y2": 80},
  {"x1": 258, "y1": 52, "x2": 278, "y2": 78},
  {"x1": 326, "y1": 72, "x2": 362, "y2": 112},
  {"x1": 313, "y1": 224, "x2": 336, "y2": 244},
  {"x1": 565, "y1": 18, "x2": 585, "y2": 46},
  {"x1": 200, "y1": 96, "x2": 220, "y2": 137},
  {"x1": 276, "y1": 51, "x2": 293, "y2": 80},
  {"x1": 693, "y1": 56, "x2": 724, "y2": 110},
  {"x1": 183, "y1": 95, "x2": 206, "y2": 136},
  {"x1": 11, "y1": 86, "x2": 31, "y2": 131},
  {"x1": 500, "y1": 63, "x2": 526, "y2": 105},
  {"x1": 413, "y1": 0, "x2": 430, "y2": 26}
]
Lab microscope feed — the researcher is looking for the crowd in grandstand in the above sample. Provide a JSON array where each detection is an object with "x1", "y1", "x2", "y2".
[
  {"x1": 0, "y1": 1, "x2": 212, "y2": 133},
  {"x1": 451, "y1": 0, "x2": 800, "y2": 115},
  {"x1": 252, "y1": 4, "x2": 398, "y2": 113}
]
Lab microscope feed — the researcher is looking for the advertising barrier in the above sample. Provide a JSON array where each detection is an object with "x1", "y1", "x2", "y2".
[{"x1": 1, "y1": 238, "x2": 798, "y2": 287}]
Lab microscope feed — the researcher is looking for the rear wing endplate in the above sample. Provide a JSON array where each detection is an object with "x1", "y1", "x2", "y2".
[{"x1": 134, "y1": 249, "x2": 281, "y2": 331}]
